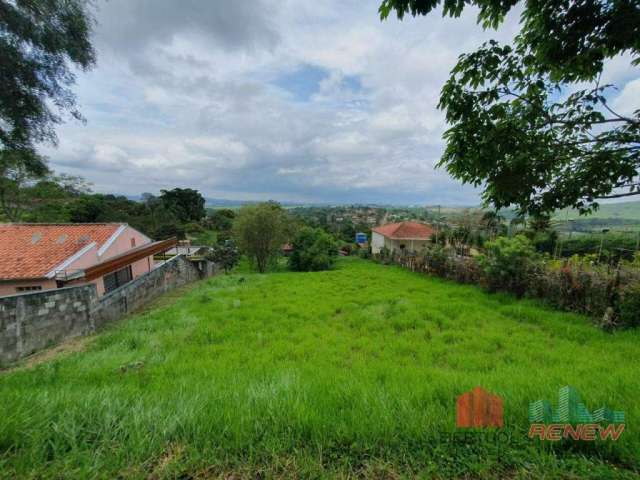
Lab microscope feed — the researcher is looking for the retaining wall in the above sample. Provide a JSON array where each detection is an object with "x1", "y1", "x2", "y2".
[{"x1": 0, "y1": 255, "x2": 214, "y2": 364}]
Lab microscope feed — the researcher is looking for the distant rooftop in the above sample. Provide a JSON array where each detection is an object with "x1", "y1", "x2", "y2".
[{"x1": 371, "y1": 221, "x2": 435, "y2": 240}]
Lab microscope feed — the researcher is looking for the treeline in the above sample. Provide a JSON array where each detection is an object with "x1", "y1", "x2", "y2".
[{"x1": 0, "y1": 162, "x2": 207, "y2": 239}]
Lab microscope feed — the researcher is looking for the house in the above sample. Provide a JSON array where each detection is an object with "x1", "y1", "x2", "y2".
[
  {"x1": 371, "y1": 221, "x2": 435, "y2": 254},
  {"x1": 0, "y1": 224, "x2": 176, "y2": 297}
]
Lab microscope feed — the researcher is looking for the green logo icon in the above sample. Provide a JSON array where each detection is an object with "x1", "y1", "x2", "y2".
[{"x1": 529, "y1": 386, "x2": 625, "y2": 424}]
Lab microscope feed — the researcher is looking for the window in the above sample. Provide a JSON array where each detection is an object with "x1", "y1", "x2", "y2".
[
  {"x1": 130, "y1": 238, "x2": 136, "y2": 247},
  {"x1": 16, "y1": 285, "x2": 42, "y2": 292},
  {"x1": 103, "y1": 265, "x2": 133, "y2": 293}
]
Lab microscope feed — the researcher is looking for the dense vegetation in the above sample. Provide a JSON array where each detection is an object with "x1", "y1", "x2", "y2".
[
  {"x1": 1, "y1": 259, "x2": 638, "y2": 478},
  {"x1": 382, "y1": 235, "x2": 640, "y2": 329},
  {"x1": 288, "y1": 227, "x2": 338, "y2": 272}
]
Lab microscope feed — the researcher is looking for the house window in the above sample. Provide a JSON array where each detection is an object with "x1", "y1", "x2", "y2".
[
  {"x1": 103, "y1": 265, "x2": 133, "y2": 293},
  {"x1": 16, "y1": 285, "x2": 42, "y2": 292},
  {"x1": 130, "y1": 238, "x2": 136, "y2": 248}
]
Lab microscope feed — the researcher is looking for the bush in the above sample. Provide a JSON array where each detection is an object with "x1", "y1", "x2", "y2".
[
  {"x1": 206, "y1": 240, "x2": 240, "y2": 273},
  {"x1": 477, "y1": 235, "x2": 540, "y2": 297},
  {"x1": 619, "y1": 284, "x2": 640, "y2": 328},
  {"x1": 154, "y1": 223, "x2": 186, "y2": 240},
  {"x1": 340, "y1": 243, "x2": 354, "y2": 255},
  {"x1": 423, "y1": 245, "x2": 450, "y2": 277},
  {"x1": 184, "y1": 221, "x2": 204, "y2": 234},
  {"x1": 289, "y1": 227, "x2": 338, "y2": 272}
]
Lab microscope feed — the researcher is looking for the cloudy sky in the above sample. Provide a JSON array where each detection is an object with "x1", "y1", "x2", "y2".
[{"x1": 44, "y1": 0, "x2": 639, "y2": 205}]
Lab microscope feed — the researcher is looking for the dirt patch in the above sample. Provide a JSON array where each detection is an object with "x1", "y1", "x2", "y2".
[{"x1": 2, "y1": 334, "x2": 94, "y2": 374}]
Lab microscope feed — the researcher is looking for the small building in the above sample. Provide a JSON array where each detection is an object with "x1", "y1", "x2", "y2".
[
  {"x1": 371, "y1": 221, "x2": 435, "y2": 254},
  {"x1": 0, "y1": 223, "x2": 176, "y2": 297}
]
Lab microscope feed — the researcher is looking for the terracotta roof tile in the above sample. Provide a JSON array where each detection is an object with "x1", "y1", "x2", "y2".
[
  {"x1": 0, "y1": 224, "x2": 123, "y2": 280},
  {"x1": 371, "y1": 221, "x2": 435, "y2": 240}
]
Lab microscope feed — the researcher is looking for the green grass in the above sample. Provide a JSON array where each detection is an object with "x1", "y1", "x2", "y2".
[
  {"x1": 555, "y1": 200, "x2": 640, "y2": 221},
  {"x1": 188, "y1": 229, "x2": 217, "y2": 246},
  {"x1": 1, "y1": 258, "x2": 639, "y2": 479}
]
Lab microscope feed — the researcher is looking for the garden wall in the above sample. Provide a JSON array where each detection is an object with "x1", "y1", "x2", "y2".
[{"x1": 0, "y1": 255, "x2": 215, "y2": 364}]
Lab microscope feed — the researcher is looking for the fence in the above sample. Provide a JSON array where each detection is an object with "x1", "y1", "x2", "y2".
[{"x1": 0, "y1": 255, "x2": 216, "y2": 364}]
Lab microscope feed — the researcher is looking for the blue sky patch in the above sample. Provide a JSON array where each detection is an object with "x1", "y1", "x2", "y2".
[{"x1": 273, "y1": 64, "x2": 329, "y2": 101}]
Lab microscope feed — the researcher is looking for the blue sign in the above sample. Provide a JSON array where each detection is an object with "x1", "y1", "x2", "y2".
[{"x1": 355, "y1": 232, "x2": 367, "y2": 244}]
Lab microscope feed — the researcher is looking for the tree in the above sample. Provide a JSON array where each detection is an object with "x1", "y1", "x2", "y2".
[
  {"x1": 207, "y1": 208, "x2": 235, "y2": 231},
  {"x1": 288, "y1": 227, "x2": 338, "y2": 272},
  {"x1": 481, "y1": 211, "x2": 505, "y2": 239},
  {"x1": 233, "y1": 202, "x2": 289, "y2": 273},
  {"x1": 380, "y1": 0, "x2": 640, "y2": 215},
  {"x1": 206, "y1": 240, "x2": 240, "y2": 274},
  {"x1": 159, "y1": 188, "x2": 206, "y2": 223},
  {"x1": 0, "y1": 149, "x2": 48, "y2": 221},
  {"x1": 1, "y1": 0, "x2": 95, "y2": 167}
]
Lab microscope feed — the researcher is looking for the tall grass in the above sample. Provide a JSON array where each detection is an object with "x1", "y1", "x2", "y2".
[{"x1": 0, "y1": 258, "x2": 638, "y2": 478}]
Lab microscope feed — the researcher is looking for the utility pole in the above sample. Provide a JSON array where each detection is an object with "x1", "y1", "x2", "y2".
[{"x1": 597, "y1": 228, "x2": 610, "y2": 264}]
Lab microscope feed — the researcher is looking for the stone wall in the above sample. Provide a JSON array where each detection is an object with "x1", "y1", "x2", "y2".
[{"x1": 0, "y1": 255, "x2": 214, "y2": 364}]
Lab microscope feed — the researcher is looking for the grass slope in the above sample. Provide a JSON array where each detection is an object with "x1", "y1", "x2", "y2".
[
  {"x1": 555, "y1": 200, "x2": 640, "y2": 221},
  {"x1": 1, "y1": 259, "x2": 639, "y2": 478}
]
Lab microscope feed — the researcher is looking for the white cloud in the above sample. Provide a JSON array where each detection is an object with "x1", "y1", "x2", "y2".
[{"x1": 43, "y1": 0, "x2": 638, "y2": 205}]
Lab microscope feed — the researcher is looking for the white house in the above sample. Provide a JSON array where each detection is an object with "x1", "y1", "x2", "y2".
[{"x1": 371, "y1": 221, "x2": 435, "y2": 254}]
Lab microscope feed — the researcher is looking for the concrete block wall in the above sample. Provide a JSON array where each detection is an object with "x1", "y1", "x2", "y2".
[
  {"x1": 93, "y1": 254, "x2": 206, "y2": 328},
  {"x1": 0, "y1": 255, "x2": 214, "y2": 364},
  {"x1": 0, "y1": 285, "x2": 96, "y2": 363}
]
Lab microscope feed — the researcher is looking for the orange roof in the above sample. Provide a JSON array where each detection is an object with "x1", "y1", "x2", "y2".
[
  {"x1": 0, "y1": 224, "x2": 122, "y2": 280},
  {"x1": 371, "y1": 221, "x2": 435, "y2": 240}
]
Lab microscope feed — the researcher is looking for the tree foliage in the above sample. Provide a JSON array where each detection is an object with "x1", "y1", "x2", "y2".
[
  {"x1": 477, "y1": 235, "x2": 540, "y2": 297},
  {"x1": 206, "y1": 240, "x2": 240, "y2": 274},
  {"x1": 233, "y1": 202, "x2": 290, "y2": 273},
  {"x1": 0, "y1": 0, "x2": 95, "y2": 166},
  {"x1": 206, "y1": 208, "x2": 235, "y2": 231},
  {"x1": 0, "y1": 149, "x2": 49, "y2": 221},
  {"x1": 380, "y1": 0, "x2": 640, "y2": 215},
  {"x1": 288, "y1": 227, "x2": 338, "y2": 272},
  {"x1": 159, "y1": 188, "x2": 206, "y2": 224}
]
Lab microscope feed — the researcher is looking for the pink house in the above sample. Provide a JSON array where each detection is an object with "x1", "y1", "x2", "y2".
[{"x1": 0, "y1": 224, "x2": 176, "y2": 297}]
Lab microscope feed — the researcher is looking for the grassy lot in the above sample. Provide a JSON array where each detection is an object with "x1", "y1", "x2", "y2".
[{"x1": 1, "y1": 258, "x2": 639, "y2": 478}]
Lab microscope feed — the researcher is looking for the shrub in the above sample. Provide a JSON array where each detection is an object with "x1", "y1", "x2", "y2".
[
  {"x1": 340, "y1": 243, "x2": 354, "y2": 255},
  {"x1": 154, "y1": 223, "x2": 186, "y2": 240},
  {"x1": 288, "y1": 227, "x2": 338, "y2": 272},
  {"x1": 423, "y1": 245, "x2": 450, "y2": 277},
  {"x1": 477, "y1": 235, "x2": 540, "y2": 297},
  {"x1": 184, "y1": 221, "x2": 204, "y2": 234},
  {"x1": 358, "y1": 248, "x2": 371, "y2": 260},
  {"x1": 205, "y1": 240, "x2": 240, "y2": 273},
  {"x1": 618, "y1": 284, "x2": 640, "y2": 328}
]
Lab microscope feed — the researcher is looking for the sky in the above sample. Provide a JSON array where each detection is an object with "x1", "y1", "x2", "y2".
[{"x1": 43, "y1": 0, "x2": 639, "y2": 206}]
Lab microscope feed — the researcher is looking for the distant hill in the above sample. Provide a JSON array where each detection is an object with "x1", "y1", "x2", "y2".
[{"x1": 554, "y1": 200, "x2": 640, "y2": 221}]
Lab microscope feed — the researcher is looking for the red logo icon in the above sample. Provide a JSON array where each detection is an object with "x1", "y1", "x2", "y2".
[{"x1": 456, "y1": 386, "x2": 503, "y2": 428}]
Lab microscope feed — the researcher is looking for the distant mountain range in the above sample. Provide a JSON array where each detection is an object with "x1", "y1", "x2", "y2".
[{"x1": 123, "y1": 193, "x2": 640, "y2": 221}]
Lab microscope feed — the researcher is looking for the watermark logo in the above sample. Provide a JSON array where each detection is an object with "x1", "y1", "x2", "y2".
[
  {"x1": 528, "y1": 385, "x2": 625, "y2": 441},
  {"x1": 456, "y1": 386, "x2": 503, "y2": 428}
]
